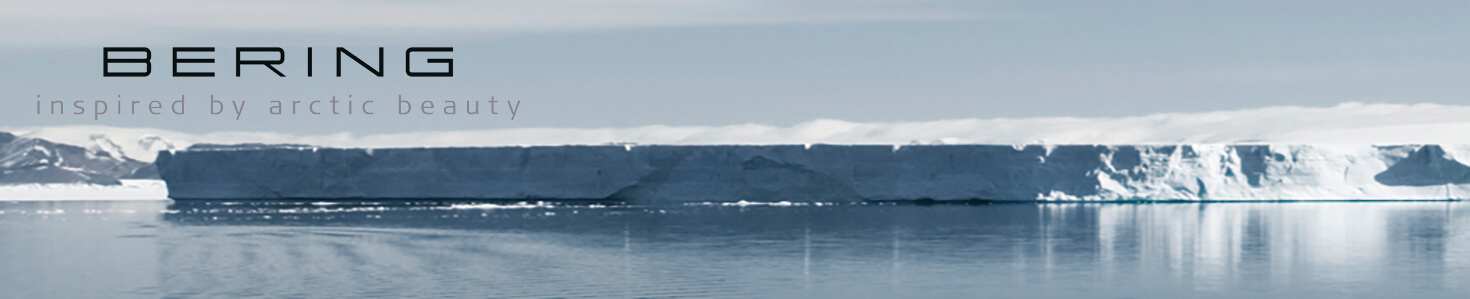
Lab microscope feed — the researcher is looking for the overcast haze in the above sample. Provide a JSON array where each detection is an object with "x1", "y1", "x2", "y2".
[{"x1": 3, "y1": 0, "x2": 1468, "y2": 134}]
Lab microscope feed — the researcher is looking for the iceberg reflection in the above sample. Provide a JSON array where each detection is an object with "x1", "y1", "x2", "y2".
[{"x1": 2, "y1": 200, "x2": 1467, "y2": 298}]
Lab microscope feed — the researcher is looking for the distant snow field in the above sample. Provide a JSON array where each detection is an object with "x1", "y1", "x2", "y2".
[
  {"x1": 7, "y1": 102, "x2": 1470, "y2": 163},
  {"x1": 0, "y1": 180, "x2": 168, "y2": 201}
]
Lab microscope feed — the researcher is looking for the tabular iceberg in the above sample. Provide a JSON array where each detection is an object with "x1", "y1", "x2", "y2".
[{"x1": 155, "y1": 144, "x2": 1470, "y2": 202}]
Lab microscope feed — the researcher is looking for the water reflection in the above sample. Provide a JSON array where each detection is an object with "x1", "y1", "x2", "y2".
[{"x1": 1, "y1": 200, "x2": 1467, "y2": 298}]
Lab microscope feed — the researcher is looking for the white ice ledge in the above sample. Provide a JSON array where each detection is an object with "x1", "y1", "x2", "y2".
[{"x1": 0, "y1": 180, "x2": 169, "y2": 201}]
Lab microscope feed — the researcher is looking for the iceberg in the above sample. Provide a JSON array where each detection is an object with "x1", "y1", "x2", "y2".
[{"x1": 156, "y1": 144, "x2": 1470, "y2": 202}]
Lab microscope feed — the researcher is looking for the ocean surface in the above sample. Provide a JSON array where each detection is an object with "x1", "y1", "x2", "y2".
[{"x1": 2, "y1": 200, "x2": 1469, "y2": 298}]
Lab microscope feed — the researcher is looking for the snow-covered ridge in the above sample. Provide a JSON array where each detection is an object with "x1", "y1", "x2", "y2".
[
  {"x1": 0, "y1": 131, "x2": 155, "y2": 185},
  {"x1": 13, "y1": 102, "x2": 1470, "y2": 163},
  {"x1": 157, "y1": 144, "x2": 1470, "y2": 201}
]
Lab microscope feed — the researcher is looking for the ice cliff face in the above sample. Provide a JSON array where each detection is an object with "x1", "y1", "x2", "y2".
[
  {"x1": 0, "y1": 132, "x2": 156, "y2": 185},
  {"x1": 155, "y1": 144, "x2": 1470, "y2": 201}
]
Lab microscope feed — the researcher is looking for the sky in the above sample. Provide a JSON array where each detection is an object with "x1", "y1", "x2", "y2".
[{"x1": 2, "y1": 0, "x2": 1468, "y2": 134}]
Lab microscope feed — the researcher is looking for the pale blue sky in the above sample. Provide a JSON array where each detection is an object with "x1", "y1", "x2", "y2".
[{"x1": 2, "y1": 0, "x2": 1467, "y2": 133}]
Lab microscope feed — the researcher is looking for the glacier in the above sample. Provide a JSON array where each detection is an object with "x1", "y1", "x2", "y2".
[{"x1": 157, "y1": 144, "x2": 1470, "y2": 201}]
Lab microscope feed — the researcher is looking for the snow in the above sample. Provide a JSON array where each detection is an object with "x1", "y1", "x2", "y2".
[
  {"x1": 88, "y1": 134, "x2": 128, "y2": 159},
  {"x1": 0, "y1": 180, "x2": 169, "y2": 201},
  {"x1": 13, "y1": 102, "x2": 1470, "y2": 163}
]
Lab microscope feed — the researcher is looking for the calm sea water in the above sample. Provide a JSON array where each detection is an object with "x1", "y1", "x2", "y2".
[{"x1": 2, "y1": 200, "x2": 1468, "y2": 298}]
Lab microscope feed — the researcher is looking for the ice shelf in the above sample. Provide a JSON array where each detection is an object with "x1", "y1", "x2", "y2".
[{"x1": 155, "y1": 144, "x2": 1470, "y2": 201}]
